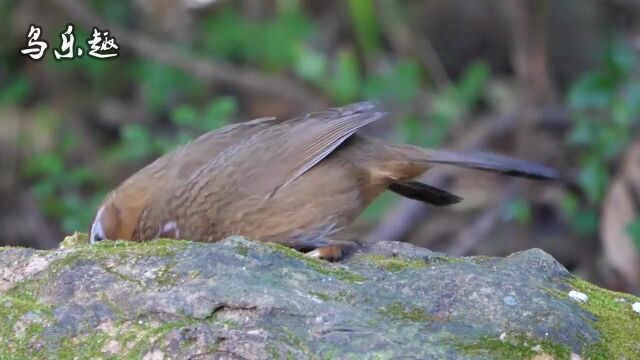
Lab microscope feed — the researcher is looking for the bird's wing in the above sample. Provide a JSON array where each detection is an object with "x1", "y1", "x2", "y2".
[
  {"x1": 169, "y1": 116, "x2": 279, "y2": 179},
  {"x1": 276, "y1": 101, "x2": 385, "y2": 190},
  {"x1": 188, "y1": 101, "x2": 385, "y2": 196}
]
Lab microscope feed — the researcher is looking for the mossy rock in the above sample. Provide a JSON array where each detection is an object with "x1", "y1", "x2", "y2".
[{"x1": 0, "y1": 235, "x2": 638, "y2": 359}]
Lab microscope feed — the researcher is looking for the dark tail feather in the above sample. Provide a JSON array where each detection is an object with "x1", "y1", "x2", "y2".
[
  {"x1": 422, "y1": 150, "x2": 558, "y2": 180},
  {"x1": 388, "y1": 181, "x2": 463, "y2": 206}
]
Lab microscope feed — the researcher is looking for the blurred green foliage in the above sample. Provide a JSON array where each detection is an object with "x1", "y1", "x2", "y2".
[
  {"x1": 1, "y1": 1, "x2": 494, "y2": 233},
  {"x1": 202, "y1": 4, "x2": 312, "y2": 70},
  {"x1": 565, "y1": 40, "x2": 640, "y2": 237},
  {"x1": 21, "y1": 110, "x2": 104, "y2": 233},
  {"x1": 348, "y1": 0, "x2": 381, "y2": 57},
  {"x1": 3, "y1": 0, "x2": 638, "y2": 247}
]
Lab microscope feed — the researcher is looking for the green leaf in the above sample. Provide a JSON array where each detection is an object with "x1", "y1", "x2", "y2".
[
  {"x1": 569, "y1": 209, "x2": 599, "y2": 236},
  {"x1": 294, "y1": 45, "x2": 328, "y2": 85},
  {"x1": 577, "y1": 159, "x2": 609, "y2": 204},
  {"x1": 23, "y1": 153, "x2": 64, "y2": 178},
  {"x1": 605, "y1": 40, "x2": 635, "y2": 79},
  {"x1": 31, "y1": 180, "x2": 56, "y2": 200},
  {"x1": 260, "y1": 8, "x2": 311, "y2": 70},
  {"x1": 568, "y1": 73, "x2": 614, "y2": 110},
  {"x1": 560, "y1": 194, "x2": 579, "y2": 218},
  {"x1": 399, "y1": 116, "x2": 428, "y2": 146},
  {"x1": 170, "y1": 105, "x2": 198, "y2": 127},
  {"x1": 327, "y1": 49, "x2": 361, "y2": 103},
  {"x1": 348, "y1": 0, "x2": 380, "y2": 56},
  {"x1": 119, "y1": 124, "x2": 154, "y2": 160},
  {"x1": 201, "y1": 8, "x2": 251, "y2": 61},
  {"x1": 65, "y1": 167, "x2": 95, "y2": 185},
  {"x1": 455, "y1": 61, "x2": 490, "y2": 106},
  {"x1": 200, "y1": 97, "x2": 237, "y2": 131},
  {"x1": 566, "y1": 118, "x2": 596, "y2": 145},
  {"x1": 503, "y1": 199, "x2": 532, "y2": 224},
  {"x1": 134, "y1": 62, "x2": 203, "y2": 112},
  {"x1": 0, "y1": 75, "x2": 30, "y2": 105},
  {"x1": 431, "y1": 91, "x2": 462, "y2": 123},
  {"x1": 363, "y1": 60, "x2": 421, "y2": 103}
]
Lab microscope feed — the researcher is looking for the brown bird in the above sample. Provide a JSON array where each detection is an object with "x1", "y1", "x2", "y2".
[{"x1": 90, "y1": 102, "x2": 556, "y2": 259}]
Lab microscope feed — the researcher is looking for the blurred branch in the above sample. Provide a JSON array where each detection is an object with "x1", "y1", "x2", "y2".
[
  {"x1": 505, "y1": 0, "x2": 556, "y2": 108},
  {"x1": 51, "y1": 0, "x2": 327, "y2": 111},
  {"x1": 364, "y1": 112, "x2": 517, "y2": 243},
  {"x1": 377, "y1": 0, "x2": 451, "y2": 89}
]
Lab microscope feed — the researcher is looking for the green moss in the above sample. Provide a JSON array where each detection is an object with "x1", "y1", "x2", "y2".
[
  {"x1": 109, "y1": 321, "x2": 188, "y2": 359},
  {"x1": 335, "y1": 289, "x2": 357, "y2": 304},
  {"x1": 359, "y1": 254, "x2": 460, "y2": 273},
  {"x1": 58, "y1": 232, "x2": 90, "y2": 249},
  {"x1": 0, "y1": 294, "x2": 53, "y2": 359},
  {"x1": 377, "y1": 303, "x2": 430, "y2": 322},
  {"x1": 57, "y1": 232, "x2": 191, "y2": 257},
  {"x1": 457, "y1": 335, "x2": 570, "y2": 360},
  {"x1": 359, "y1": 255, "x2": 428, "y2": 272},
  {"x1": 101, "y1": 264, "x2": 146, "y2": 287},
  {"x1": 47, "y1": 237, "x2": 191, "y2": 282},
  {"x1": 0, "y1": 289, "x2": 189, "y2": 359},
  {"x1": 0, "y1": 236, "x2": 214, "y2": 359},
  {"x1": 155, "y1": 262, "x2": 179, "y2": 286},
  {"x1": 92, "y1": 238, "x2": 191, "y2": 257},
  {"x1": 267, "y1": 243, "x2": 366, "y2": 282},
  {"x1": 235, "y1": 244, "x2": 249, "y2": 256},
  {"x1": 57, "y1": 331, "x2": 111, "y2": 360},
  {"x1": 566, "y1": 277, "x2": 640, "y2": 359},
  {"x1": 221, "y1": 319, "x2": 239, "y2": 329},
  {"x1": 309, "y1": 291, "x2": 332, "y2": 302},
  {"x1": 307, "y1": 289, "x2": 358, "y2": 304},
  {"x1": 280, "y1": 328, "x2": 315, "y2": 357}
]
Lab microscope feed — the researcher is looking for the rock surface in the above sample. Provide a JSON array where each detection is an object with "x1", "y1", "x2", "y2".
[{"x1": 1, "y1": 234, "x2": 639, "y2": 359}]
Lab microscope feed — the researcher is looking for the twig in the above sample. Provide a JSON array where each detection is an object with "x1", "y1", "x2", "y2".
[
  {"x1": 505, "y1": 0, "x2": 556, "y2": 107},
  {"x1": 364, "y1": 112, "x2": 517, "y2": 243},
  {"x1": 51, "y1": 0, "x2": 326, "y2": 111}
]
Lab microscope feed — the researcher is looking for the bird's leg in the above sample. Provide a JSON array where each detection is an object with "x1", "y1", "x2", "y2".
[{"x1": 305, "y1": 245, "x2": 344, "y2": 261}]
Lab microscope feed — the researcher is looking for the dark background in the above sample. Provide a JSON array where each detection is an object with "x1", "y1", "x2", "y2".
[{"x1": 2, "y1": 0, "x2": 640, "y2": 294}]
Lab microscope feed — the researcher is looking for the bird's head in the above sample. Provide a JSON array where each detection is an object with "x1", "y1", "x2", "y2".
[
  {"x1": 89, "y1": 192, "x2": 142, "y2": 243},
  {"x1": 89, "y1": 199, "x2": 121, "y2": 244}
]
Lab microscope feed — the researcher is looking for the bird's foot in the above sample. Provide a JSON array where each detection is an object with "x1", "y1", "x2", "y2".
[{"x1": 305, "y1": 245, "x2": 344, "y2": 261}]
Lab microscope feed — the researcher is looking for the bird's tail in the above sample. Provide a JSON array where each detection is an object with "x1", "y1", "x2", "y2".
[{"x1": 396, "y1": 145, "x2": 558, "y2": 180}]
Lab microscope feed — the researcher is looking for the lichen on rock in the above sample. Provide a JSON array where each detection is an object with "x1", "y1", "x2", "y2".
[{"x1": 0, "y1": 234, "x2": 639, "y2": 359}]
